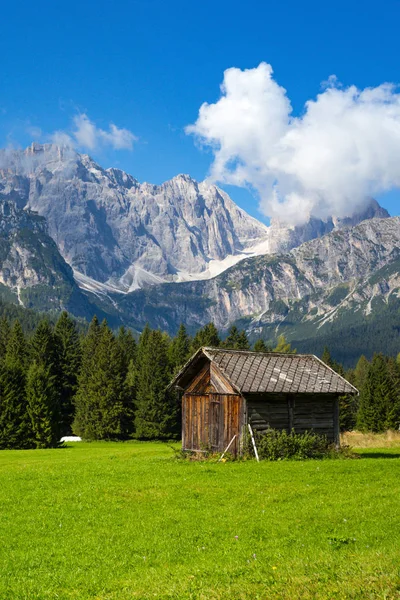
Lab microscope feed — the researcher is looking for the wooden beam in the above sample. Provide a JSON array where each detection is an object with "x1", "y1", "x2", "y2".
[{"x1": 333, "y1": 396, "x2": 340, "y2": 448}]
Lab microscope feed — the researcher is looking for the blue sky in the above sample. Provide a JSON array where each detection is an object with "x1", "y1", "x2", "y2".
[{"x1": 1, "y1": 0, "x2": 399, "y2": 221}]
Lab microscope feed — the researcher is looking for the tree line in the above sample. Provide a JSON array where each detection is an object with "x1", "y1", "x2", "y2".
[
  {"x1": 322, "y1": 348, "x2": 400, "y2": 433},
  {"x1": 0, "y1": 311, "x2": 398, "y2": 450}
]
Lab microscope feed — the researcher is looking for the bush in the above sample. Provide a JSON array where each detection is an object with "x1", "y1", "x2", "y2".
[{"x1": 244, "y1": 428, "x2": 355, "y2": 460}]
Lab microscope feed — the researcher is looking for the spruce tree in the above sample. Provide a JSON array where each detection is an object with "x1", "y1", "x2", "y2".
[
  {"x1": 357, "y1": 354, "x2": 393, "y2": 432},
  {"x1": 190, "y1": 322, "x2": 220, "y2": 353},
  {"x1": 0, "y1": 321, "x2": 33, "y2": 449},
  {"x1": 253, "y1": 339, "x2": 270, "y2": 352},
  {"x1": 135, "y1": 329, "x2": 178, "y2": 439},
  {"x1": 236, "y1": 330, "x2": 250, "y2": 350},
  {"x1": 0, "y1": 316, "x2": 11, "y2": 361},
  {"x1": 73, "y1": 316, "x2": 101, "y2": 437},
  {"x1": 321, "y1": 346, "x2": 333, "y2": 367},
  {"x1": 30, "y1": 320, "x2": 58, "y2": 369},
  {"x1": 168, "y1": 324, "x2": 190, "y2": 374},
  {"x1": 73, "y1": 319, "x2": 128, "y2": 440},
  {"x1": 273, "y1": 334, "x2": 296, "y2": 353},
  {"x1": 116, "y1": 326, "x2": 137, "y2": 374},
  {"x1": 223, "y1": 325, "x2": 241, "y2": 349},
  {"x1": 54, "y1": 312, "x2": 81, "y2": 435},
  {"x1": 26, "y1": 361, "x2": 59, "y2": 448},
  {"x1": 385, "y1": 357, "x2": 400, "y2": 430}
]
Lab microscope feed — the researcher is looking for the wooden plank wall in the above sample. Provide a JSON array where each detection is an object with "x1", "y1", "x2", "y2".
[
  {"x1": 182, "y1": 393, "x2": 243, "y2": 455},
  {"x1": 294, "y1": 395, "x2": 335, "y2": 441},
  {"x1": 246, "y1": 393, "x2": 336, "y2": 442}
]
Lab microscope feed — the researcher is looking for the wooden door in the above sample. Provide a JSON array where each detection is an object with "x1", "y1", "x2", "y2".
[{"x1": 182, "y1": 393, "x2": 242, "y2": 455}]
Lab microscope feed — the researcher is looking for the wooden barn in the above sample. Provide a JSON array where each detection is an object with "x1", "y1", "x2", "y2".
[{"x1": 169, "y1": 347, "x2": 358, "y2": 455}]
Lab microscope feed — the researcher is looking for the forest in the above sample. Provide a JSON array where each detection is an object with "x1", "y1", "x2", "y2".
[{"x1": 0, "y1": 312, "x2": 399, "y2": 450}]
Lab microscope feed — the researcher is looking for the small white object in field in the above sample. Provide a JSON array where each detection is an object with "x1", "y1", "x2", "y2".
[{"x1": 60, "y1": 436, "x2": 82, "y2": 442}]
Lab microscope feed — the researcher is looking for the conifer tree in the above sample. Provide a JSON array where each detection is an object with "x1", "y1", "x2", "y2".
[
  {"x1": 116, "y1": 326, "x2": 137, "y2": 374},
  {"x1": 385, "y1": 357, "x2": 400, "y2": 430},
  {"x1": 54, "y1": 312, "x2": 82, "y2": 435},
  {"x1": 357, "y1": 354, "x2": 393, "y2": 432},
  {"x1": 0, "y1": 316, "x2": 11, "y2": 361},
  {"x1": 168, "y1": 323, "x2": 190, "y2": 373},
  {"x1": 26, "y1": 361, "x2": 59, "y2": 448},
  {"x1": 73, "y1": 316, "x2": 101, "y2": 437},
  {"x1": 223, "y1": 325, "x2": 241, "y2": 349},
  {"x1": 236, "y1": 330, "x2": 250, "y2": 350},
  {"x1": 190, "y1": 322, "x2": 221, "y2": 353},
  {"x1": 273, "y1": 334, "x2": 296, "y2": 353},
  {"x1": 0, "y1": 321, "x2": 33, "y2": 449},
  {"x1": 135, "y1": 329, "x2": 178, "y2": 439},
  {"x1": 73, "y1": 319, "x2": 128, "y2": 439},
  {"x1": 29, "y1": 319, "x2": 62, "y2": 437},
  {"x1": 30, "y1": 319, "x2": 58, "y2": 369},
  {"x1": 321, "y1": 346, "x2": 333, "y2": 367},
  {"x1": 354, "y1": 355, "x2": 370, "y2": 391},
  {"x1": 253, "y1": 339, "x2": 270, "y2": 353}
]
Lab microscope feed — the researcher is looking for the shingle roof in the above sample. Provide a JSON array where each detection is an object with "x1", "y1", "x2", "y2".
[{"x1": 170, "y1": 347, "x2": 358, "y2": 395}]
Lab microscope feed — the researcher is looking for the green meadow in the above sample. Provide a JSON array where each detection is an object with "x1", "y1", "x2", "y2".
[{"x1": 1, "y1": 442, "x2": 400, "y2": 599}]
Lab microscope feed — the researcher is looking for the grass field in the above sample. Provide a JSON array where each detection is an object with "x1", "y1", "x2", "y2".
[{"x1": 1, "y1": 442, "x2": 400, "y2": 599}]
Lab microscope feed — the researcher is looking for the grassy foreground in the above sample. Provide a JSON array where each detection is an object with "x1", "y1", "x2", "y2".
[{"x1": 0, "y1": 442, "x2": 400, "y2": 599}]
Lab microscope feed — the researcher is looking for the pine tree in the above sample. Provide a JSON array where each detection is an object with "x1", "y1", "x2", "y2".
[
  {"x1": 26, "y1": 361, "x2": 59, "y2": 448},
  {"x1": 190, "y1": 323, "x2": 221, "y2": 353},
  {"x1": 273, "y1": 334, "x2": 296, "y2": 354},
  {"x1": 0, "y1": 321, "x2": 33, "y2": 449},
  {"x1": 223, "y1": 325, "x2": 241, "y2": 349},
  {"x1": 321, "y1": 346, "x2": 333, "y2": 367},
  {"x1": 385, "y1": 357, "x2": 400, "y2": 430},
  {"x1": 0, "y1": 316, "x2": 11, "y2": 361},
  {"x1": 30, "y1": 319, "x2": 58, "y2": 369},
  {"x1": 236, "y1": 330, "x2": 250, "y2": 350},
  {"x1": 135, "y1": 329, "x2": 178, "y2": 439},
  {"x1": 73, "y1": 316, "x2": 101, "y2": 437},
  {"x1": 6, "y1": 320, "x2": 27, "y2": 367},
  {"x1": 253, "y1": 339, "x2": 271, "y2": 353},
  {"x1": 354, "y1": 355, "x2": 370, "y2": 392},
  {"x1": 116, "y1": 326, "x2": 137, "y2": 374},
  {"x1": 357, "y1": 354, "x2": 393, "y2": 432},
  {"x1": 73, "y1": 319, "x2": 128, "y2": 440},
  {"x1": 168, "y1": 323, "x2": 190, "y2": 374},
  {"x1": 54, "y1": 312, "x2": 82, "y2": 435}
]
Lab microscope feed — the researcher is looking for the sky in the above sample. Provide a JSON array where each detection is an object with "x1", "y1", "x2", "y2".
[{"x1": 1, "y1": 0, "x2": 400, "y2": 223}]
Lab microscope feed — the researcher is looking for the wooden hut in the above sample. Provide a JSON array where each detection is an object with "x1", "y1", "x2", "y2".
[{"x1": 169, "y1": 347, "x2": 358, "y2": 455}]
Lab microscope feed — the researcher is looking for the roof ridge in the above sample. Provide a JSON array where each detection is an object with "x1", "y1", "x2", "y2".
[{"x1": 202, "y1": 346, "x2": 313, "y2": 357}]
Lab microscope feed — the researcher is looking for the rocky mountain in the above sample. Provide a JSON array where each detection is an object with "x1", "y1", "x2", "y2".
[
  {"x1": 107, "y1": 217, "x2": 400, "y2": 352},
  {"x1": 0, "y1": 143, "x2": 270, "y2": 291},
  {"x1": 0, "y1": 196, "x2": 92, "y2": 316},
  {"x1": 0, "y1": 144, "x2": 389, "y2": 295},
  {"x1": 0, "y1": 142, "x2": 398, "y2": 364}
]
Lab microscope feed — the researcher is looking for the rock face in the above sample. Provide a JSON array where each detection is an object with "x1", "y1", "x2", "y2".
[
  {"x1": 0, "y1": 144, "x2": 389, "y2": 293},
  {"x1": 115, "y1": 216, "x2": 400, "y2": 335},
  {"x1": 0, "y1": 142, "x2": 397, "y2": 354},
  {"x1": 0, "y1": 143, "x2": 270, "y2": 290},
  {"x1": 0, "y1": 195, "x2": 90, "y2": 315}
]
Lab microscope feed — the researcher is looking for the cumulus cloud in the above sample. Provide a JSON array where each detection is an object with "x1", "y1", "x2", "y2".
[
  {"x1": 51, "y1": 113, "x2": 137, "y2": 152},
  {"x1": 186, "y1": 62, "x2": 400, "y2": 224}
]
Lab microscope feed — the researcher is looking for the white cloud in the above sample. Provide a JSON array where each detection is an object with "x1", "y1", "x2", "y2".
[
  {"x1": 186, "y1": 62, "x2": 400, "y2": 224},
  {"x1": 50, "y1": 113, "x2": 137, "y2": 152}
]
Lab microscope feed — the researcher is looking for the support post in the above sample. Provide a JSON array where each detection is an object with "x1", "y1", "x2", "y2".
[
  {"x1": 248, "y1": 423, "x2": 260, "y2": 462},
  {"x1": 333, "y1": 396, "x2": 340, "y2": 448},
  {"x1": 218, "y1": 435, "x2": 236, "y2": 462}
]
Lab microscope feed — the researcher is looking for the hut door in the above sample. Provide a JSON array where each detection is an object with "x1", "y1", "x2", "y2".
[{"x1": 209, "y1": 394, "x2": 221, "y2": 451}]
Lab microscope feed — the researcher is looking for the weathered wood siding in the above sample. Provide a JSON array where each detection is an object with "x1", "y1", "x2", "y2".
[
  {"x1": 246, "y1": 393, "x2": 337, "y2": 442},
  {"x1": 182, "y1": 393, "x2": 243, "y2": 455},
  {"x1": 247, "y1": 394, "x2": 290, "y2": 432},
  {"x1": 293, "y1": 395, "x2": 335, "y2": 441}
]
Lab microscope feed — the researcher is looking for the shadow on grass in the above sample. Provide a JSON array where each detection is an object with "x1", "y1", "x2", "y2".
[{"x1": 360, "y1": 451, "x2": 400, "y2": 459}]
